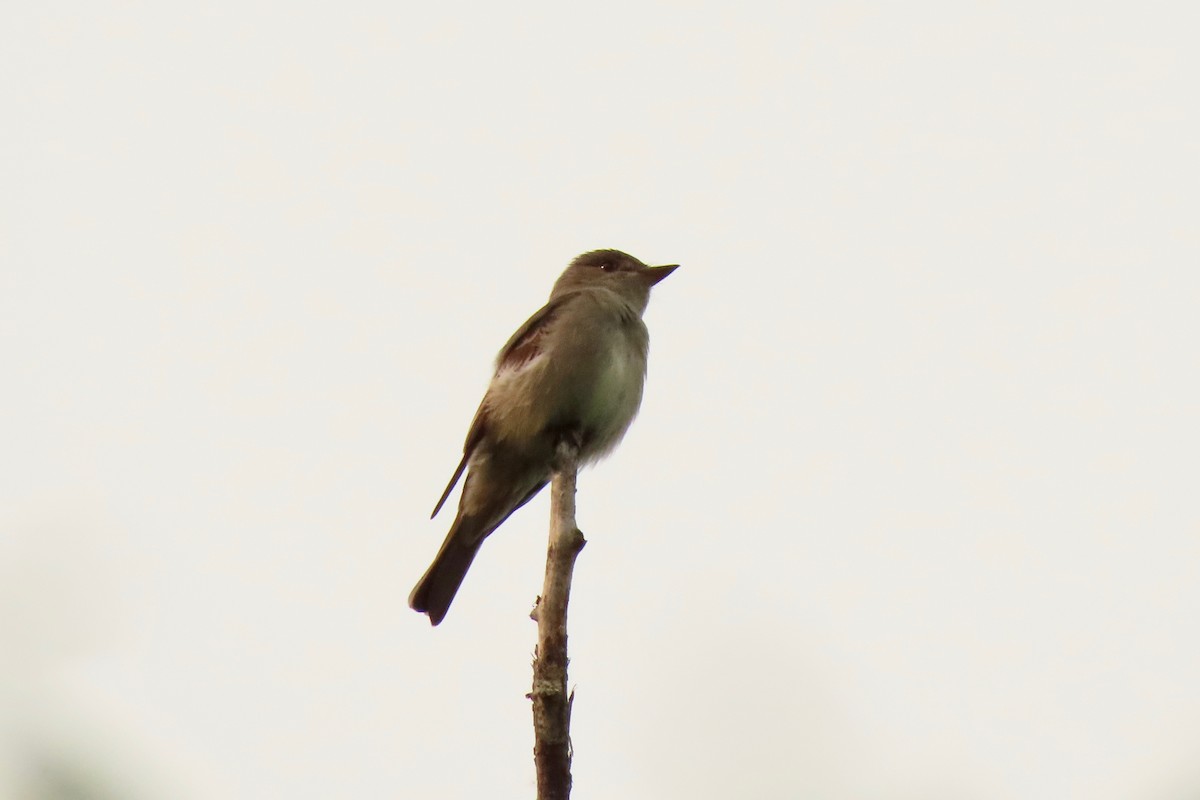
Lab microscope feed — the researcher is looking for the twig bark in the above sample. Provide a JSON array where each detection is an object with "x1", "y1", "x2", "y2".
[{"x1": 529, "y1": 440, "x2": 587, "y2": 800}]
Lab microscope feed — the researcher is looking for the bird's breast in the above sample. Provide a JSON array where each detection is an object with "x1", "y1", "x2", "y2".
[
  {"x1": 592, "y1": 344, "x2": 638, "y2": 408},
  {"x1": 575, "y1": 328, "x2": 647, "y2": 447}
]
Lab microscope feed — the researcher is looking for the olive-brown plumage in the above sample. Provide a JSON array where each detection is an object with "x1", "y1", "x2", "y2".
[{"x1": 409, "y1": 250, "x2": 678, "y2": 625}]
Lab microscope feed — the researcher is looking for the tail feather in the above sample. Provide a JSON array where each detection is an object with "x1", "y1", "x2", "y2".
[
  {"x1": 410, "y1": 474, "x2": 549, "y2": 625},
  {"x1": 409, "y1": 514, "x2": 484, "y2": 625}
]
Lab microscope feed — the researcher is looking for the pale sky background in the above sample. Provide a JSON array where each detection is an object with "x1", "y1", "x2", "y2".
[{"x1": 2, "y1": 3, "x2": 1198, "y2": 799}]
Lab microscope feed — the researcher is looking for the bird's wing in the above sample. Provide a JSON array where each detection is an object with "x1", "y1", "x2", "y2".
[
  {"x1": 430, "y1": 448, "x2": 470, "y2": 519},
  {"x1": 430, "y1": 293, "x2": 577, "y2": 519},
  {"x1": 493, "y1": 292, "x2": 577, "y2": 372}
]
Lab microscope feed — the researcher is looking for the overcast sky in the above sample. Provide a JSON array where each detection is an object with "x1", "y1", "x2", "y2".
[{"x1": 3, "y1": 3, "x2": 1198, "y2": 799}]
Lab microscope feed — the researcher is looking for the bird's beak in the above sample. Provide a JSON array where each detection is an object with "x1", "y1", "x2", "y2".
[{"x1": 642, "y1": 264, "x2": 679, "y2": 285}]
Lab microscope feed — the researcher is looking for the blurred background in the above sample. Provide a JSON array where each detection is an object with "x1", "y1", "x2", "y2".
[{"x1": 3, "y1": 3, "x2": 1198, "y2": 798}]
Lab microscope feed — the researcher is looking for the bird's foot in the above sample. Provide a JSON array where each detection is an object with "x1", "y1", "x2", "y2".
[{"x1": 552, "y1": 429, "x2": 585, "y2": 471}]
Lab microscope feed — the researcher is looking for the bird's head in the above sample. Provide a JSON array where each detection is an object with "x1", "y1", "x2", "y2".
[{"x1": 550, "y1": 249, "x2": 678, "y2": 312}]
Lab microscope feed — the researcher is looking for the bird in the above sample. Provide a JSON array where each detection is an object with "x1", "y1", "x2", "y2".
[{"x1": 409, "y1": 249, "x2": 678, "y2": 625}]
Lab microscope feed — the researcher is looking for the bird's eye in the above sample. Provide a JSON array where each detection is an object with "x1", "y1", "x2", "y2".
[{"x1": 599, "y1": 263, "x2": 614, "y2": 272}]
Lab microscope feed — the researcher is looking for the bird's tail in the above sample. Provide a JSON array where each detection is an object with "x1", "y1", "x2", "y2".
[{"x1": 408, "y1": 513, "x2": 484, "y2": 626}]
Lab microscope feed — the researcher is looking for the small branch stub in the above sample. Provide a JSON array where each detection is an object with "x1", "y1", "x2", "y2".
[{"x1": 530, "y1": 440, "x2": 587, "y2": 800}]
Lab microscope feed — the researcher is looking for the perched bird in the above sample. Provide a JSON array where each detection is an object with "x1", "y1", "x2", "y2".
[{"x1": 409, "y1": 249, "x2": 678, "y2": 625}]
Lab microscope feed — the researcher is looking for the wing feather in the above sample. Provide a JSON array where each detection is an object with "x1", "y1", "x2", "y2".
[{"x1": 431, "y1": 293, "x2": 577, "y2": 517}]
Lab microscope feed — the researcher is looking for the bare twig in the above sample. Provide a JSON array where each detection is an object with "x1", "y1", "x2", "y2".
[{"x1": 529, "y1": 440, "x2": 586, "y2": 800}]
